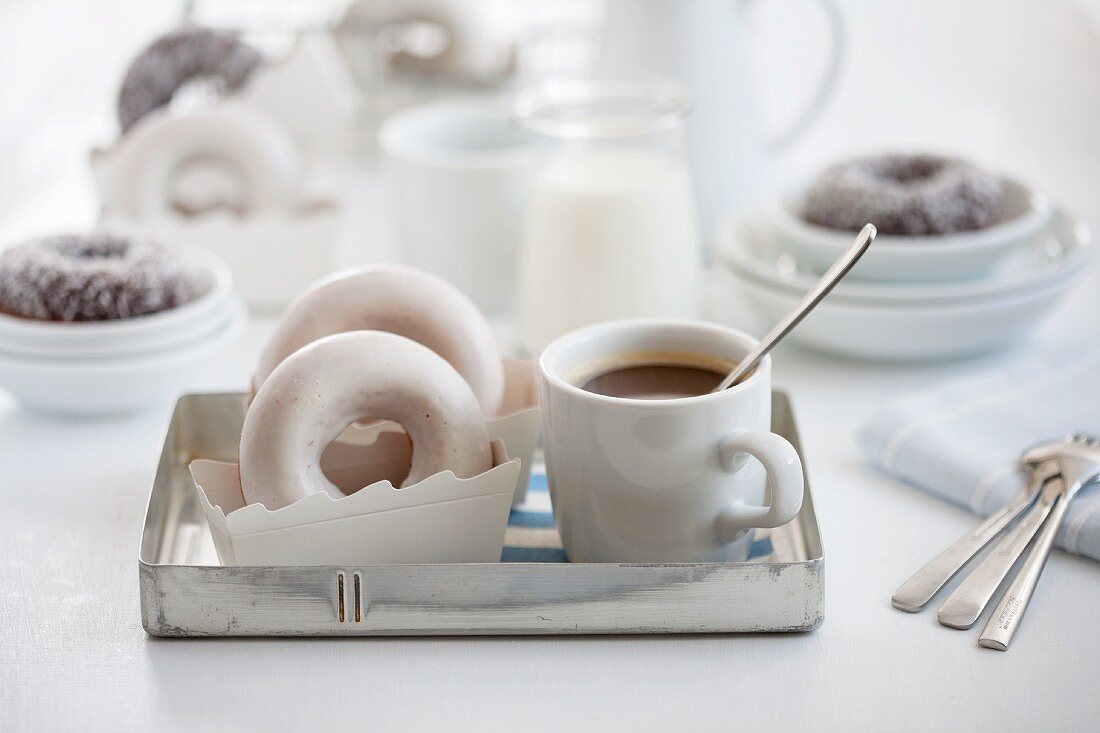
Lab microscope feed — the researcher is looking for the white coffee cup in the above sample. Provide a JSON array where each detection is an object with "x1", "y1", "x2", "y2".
[
  {"x1": 379, "y1": 100, "x2": 534, "y2": 314},
  {"x1": 538, "y1": 319, "x2": 804, "y2": 563}
]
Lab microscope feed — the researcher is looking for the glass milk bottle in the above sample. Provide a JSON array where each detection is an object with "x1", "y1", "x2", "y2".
[{"x1": 515, "y1": 78, "x2": 702, "y2": 355}]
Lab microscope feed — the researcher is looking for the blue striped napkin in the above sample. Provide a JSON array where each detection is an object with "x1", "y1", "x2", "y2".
[
  {"x1": 857, "y1": 341, "x2": 1100, "y2": 563},
  {"x1": 502, "y1": 471, "x2": 775, "y2": 562}
]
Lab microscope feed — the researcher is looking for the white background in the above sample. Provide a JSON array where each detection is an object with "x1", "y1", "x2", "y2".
[{"x1": 2, "y1": 1, "x2": 1100, "y2": 731}]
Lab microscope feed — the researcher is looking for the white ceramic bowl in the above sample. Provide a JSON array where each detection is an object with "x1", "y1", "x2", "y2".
[
  {"x1": 767, "y1": 174, "x2": 1052, "y2": 282},
  {"x1": 0, "y1": 246, "x2": 233, "y2": 359},
  {"x1": 715, "y1": 266, "x2": 1072, "y2": 361},
  {"x1": 718, "y1": 210, "x2": 1089, "y2": 307},
  {"x1": 0, "y1": 300, "x2": 246, "y2": 415},
  {"x1": 712, "y1": 210, "x2": 1091, "y2": 362}
]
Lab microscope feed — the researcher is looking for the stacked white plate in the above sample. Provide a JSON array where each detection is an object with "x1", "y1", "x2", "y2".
[
  {"x1": 714, "y1": 182, "x2": 1092, "y2": 361},
  {"x1": 0, "y1": 247, "x2": 246, "y2": 415}
]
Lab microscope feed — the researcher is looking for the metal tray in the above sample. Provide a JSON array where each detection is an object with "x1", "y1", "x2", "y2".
[{"x1": 139, "y1": 391, "x2": 823, "y2": 636}]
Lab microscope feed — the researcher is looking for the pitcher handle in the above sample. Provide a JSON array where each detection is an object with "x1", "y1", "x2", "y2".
[
  {"x1": 754, "y1": 0, "x2": 847, "y2": 152},
  {"x1": 715, "y1": 428, "x2": 804, "y2": 543}
]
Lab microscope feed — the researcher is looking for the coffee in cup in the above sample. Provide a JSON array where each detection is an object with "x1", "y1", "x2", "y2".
[
  {"x1": 569, "y1": 350, "x2": 737, "y2": 400},
  {"x1": 538, "y1": 319, "x2": 804, "y2": 563}
]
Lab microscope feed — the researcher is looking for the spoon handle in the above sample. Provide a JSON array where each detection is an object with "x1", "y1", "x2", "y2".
[
  {"x1": 936, "y1": 475, "x2": 1059, "y2": 629},
  {"x1": 979, "y1": 492, "x2": 1069, "y2": 650},
  {"x1": 891, "y1": 483, "x2": 1038, "y2": 613},
  {"x1": 715, "y1": 223, "x2": 876, "y2": 391}
]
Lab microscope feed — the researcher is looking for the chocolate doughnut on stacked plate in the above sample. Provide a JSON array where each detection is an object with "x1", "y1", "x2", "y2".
[
  {"x1": 0, "y1": 234, "x2": 245, "y2": 414},
  {"x1": 712, "y1": 154, "x2": 1091, "y2": 361}
]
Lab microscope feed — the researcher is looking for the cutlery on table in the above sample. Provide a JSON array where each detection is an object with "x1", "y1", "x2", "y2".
[
  {"x1": 978, "y1": 434, "x2": 1100, "y2": 650},
  {"x1": 892, "y1": 434, "x2": 1100, "y2": 650},
  {"x1": 891, "y1": 463, "x2": 1050, "y2": 613},
  {"x1": 936, "y1": 461, "x2": 1061, "y2": 629}
]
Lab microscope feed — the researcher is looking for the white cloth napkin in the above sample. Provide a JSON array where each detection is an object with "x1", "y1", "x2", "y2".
[{"x1": 857, "y1": 341, "x2": 1100, "y2": 562}]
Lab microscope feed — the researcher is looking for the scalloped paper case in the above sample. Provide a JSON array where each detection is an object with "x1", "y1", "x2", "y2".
[{"x1": 191, "y1": 433, "x2": 519, "y2": 566}]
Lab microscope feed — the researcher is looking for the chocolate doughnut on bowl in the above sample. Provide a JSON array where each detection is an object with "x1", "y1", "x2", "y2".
[
  {"x1": 0, "y1": 243, "x2": 233, "y2": 358},
  {"x1": 766, "y1": 156, "x2": 1052, "y2": 283},
  {"x1": 0, "y1": 235, "x2": 245, "y2": 415},
  {"x1": 713, "y1": 211, "x2": 1091, "y2": 361}
]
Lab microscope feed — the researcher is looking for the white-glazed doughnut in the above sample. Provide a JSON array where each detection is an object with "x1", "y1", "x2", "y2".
[
  {"x1": 252, "y1": 265, "x2": 505, "y2": 415},
  {"x1": 97, "y1": 104, "x2": 301, "y2": 220},
  {"x1": 240, "y1": 330, "x2": 493, "y2": 510}
]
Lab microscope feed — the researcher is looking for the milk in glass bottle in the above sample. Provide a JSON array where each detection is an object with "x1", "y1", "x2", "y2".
[{"x1": 515, "y1": 78, "x2": 702, "y2": 354}]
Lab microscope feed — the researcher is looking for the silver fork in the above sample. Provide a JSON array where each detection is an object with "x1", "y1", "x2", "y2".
[{"x1": 978, "y1": 434, "x2": 1100, "y2": 650}]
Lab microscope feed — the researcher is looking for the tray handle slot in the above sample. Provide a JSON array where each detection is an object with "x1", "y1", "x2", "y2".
[
  {"x1": 354, "y1": 573, "x2": 363, "y2": 623},
  {"x1": 337, "y1": 572, "x2": 346, "y2": 622},
  {"x1": 335, "y1": 571, "x2": 366, "y2": 623}
]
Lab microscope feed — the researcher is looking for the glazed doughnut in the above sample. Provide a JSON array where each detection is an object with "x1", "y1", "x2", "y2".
[
  {"x1": 253, "y1": 265, "x2": 505, "y2": 415},
  {"x1": 97, "y1": 105, "x2": 302, "y2": 219},
  {"x1": 0, "y1": 233, "x2": 210, "y2": 321},
  {"x1": 118, "y1": 28, "x2": 262, "y2": 132},
  {"x1": 802, "y1": 154, "x2": 1003, "y2": 236},
  {"x1": 239, "y1": 331, "x2": 493, "y2": 510}
]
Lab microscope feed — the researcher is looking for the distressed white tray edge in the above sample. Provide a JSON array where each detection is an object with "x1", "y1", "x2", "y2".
[{"x1": 139, "y1": 391, "x2": 823, "y2": 637}]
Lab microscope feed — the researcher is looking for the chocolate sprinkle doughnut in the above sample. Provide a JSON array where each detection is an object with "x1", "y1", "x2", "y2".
[
  {"x1": 802, "y1": 154, "x2": 1003, "y2": 236},
  {"x1": 117, "y1": 28, "x2": 262, "y2": 133},
  {"x1": 0, "y1": 234, "x2": 211, "y2": 322}
]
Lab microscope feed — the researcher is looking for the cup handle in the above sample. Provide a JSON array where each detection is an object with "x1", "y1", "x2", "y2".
[{"x1": 715, "y1": 429, "x2": 805, "y2": 543}]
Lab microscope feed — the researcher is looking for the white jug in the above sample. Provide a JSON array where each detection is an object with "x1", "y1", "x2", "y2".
[{"x1": 598, "y1": 0, "x2": 845, "y2": 233}]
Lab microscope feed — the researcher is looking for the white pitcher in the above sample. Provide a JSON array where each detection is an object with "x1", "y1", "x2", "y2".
[{"x1": 598, "y1": 0, "x2": 845, "y2": 233}]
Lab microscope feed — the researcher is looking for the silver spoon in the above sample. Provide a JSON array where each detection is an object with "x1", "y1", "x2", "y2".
[{"x1": 714, "y1": 223, "x2": 877, "y2": 391}]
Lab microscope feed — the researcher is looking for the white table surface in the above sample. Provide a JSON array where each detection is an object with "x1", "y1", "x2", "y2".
[
  {"x1": 4, "y1": 2, "x2": 1100, "y2": 730},
  {"x1": 4, "y1": 311, "x2": 1100, "y2": 732}
]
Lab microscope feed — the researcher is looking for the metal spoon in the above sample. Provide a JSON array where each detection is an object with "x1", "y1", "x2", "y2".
[
  {"x1": 714, "y1": 223, "x2": 877, "y2": 391},
  {"x1": 936, "y1": 462, "x2": 1062, "y2": 629},
  {"x1": 891, "y1": 469, "x2": 1046, "y2": 613}
]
